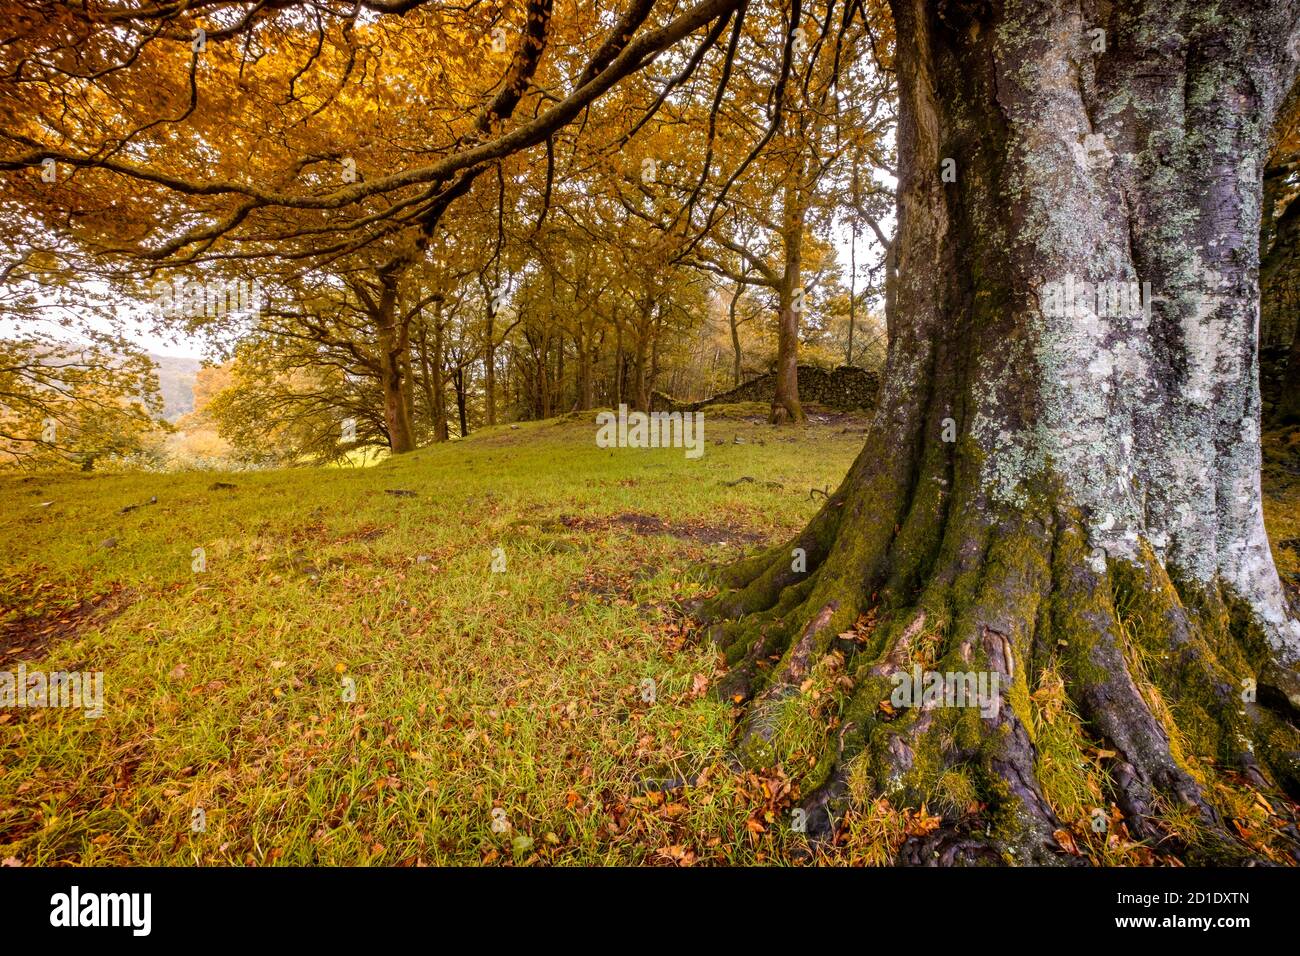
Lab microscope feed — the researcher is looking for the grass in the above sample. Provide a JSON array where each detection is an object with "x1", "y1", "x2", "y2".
[
  {"x1": 0, "y1": 404, "x2": 869, "y2": 865},
  {"x1": 2, "y1": 409, "x2": 1297, "y2": 866}
]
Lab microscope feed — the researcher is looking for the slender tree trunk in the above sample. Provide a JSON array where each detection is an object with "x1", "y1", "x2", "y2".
[
  {"x1": 589, "y1": 344, "x2": 598, "y2": 409},
  {"x1": 771, "y1": 278, "x2": 803, "y2": 423},
  {"x1": 649, "y1": 315, "x2": 662, "y2": 408},
  {"x1": 555, "y1": 337, "x2": 565, "y2": 413},
  {"x1": 771, "y1": 164, "x2": 806, "y2": 424},
  {"x1": 454, "y1": 365, "x2": 469, "y2": 437},
  {"x1": 729, "y1": 277, "x2": 745, "y2": 385},
  {"x1": 538, "y1": 332, "x2": 552, "y2": 419},
  {"x1": 615, "y1": 327, "x2": 625, "y2": 407},
  {"x1": 430, "y1": 306, "x2": 449, "y2": 442},
  {"x1": 400, "y1": 347, "x2": 415, "y2": 436},
  {"x1": 529, "y1": 356, "x2": 542, "y2": 418},
  {"x1": 578, "y1": 329, "x2": 594, "y2": 410},
  {"x1": 631, "y1": 322, "x2": 651, "y2": 412},
  {"x1": 883, "y1": 239, "x2": 898, "y2": 349},
  {"x1": 417, "y1": 320, "x2": 438, "y2": 436},
  {"x1": 699, "y1": 0, "x2": 1300, "y2": 865},
  {"x1": 847, "y1": 227, "x2": 857, "y2": 367},
  {"x1": 485, "y1": 309, "x2": 497, "y2": 427}
]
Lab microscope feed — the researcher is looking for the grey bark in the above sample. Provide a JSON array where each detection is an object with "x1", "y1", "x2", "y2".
[{"x1": 878, "y1": 0, "x2": 1300, "y2": 691}]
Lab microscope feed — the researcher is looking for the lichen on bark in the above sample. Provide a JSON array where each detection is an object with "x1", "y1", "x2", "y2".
[{"x1": 693, "y1": 0, "x2": 1300, "y2": 865}]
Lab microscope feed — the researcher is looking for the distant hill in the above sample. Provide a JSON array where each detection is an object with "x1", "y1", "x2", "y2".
[{"x1": 150, "y1": 354, "x2": 201, "y2": 421}]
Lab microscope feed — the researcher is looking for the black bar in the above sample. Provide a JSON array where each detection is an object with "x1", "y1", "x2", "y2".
[{"x1": 0, "y1": 865, "x2": 1284, "y2": 942}]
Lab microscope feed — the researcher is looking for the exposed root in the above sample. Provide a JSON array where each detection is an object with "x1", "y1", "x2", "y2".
[{"x1": 696, "y1": 488, "x2": 1300, "y2": 865}]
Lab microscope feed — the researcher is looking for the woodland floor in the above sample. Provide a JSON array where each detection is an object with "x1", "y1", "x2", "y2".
[{"x1": 1, "y1": 404, "x2": 1298, "y2": 866}]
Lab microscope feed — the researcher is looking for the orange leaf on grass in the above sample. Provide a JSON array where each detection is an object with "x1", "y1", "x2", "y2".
[{"x1": 904, "y1": 805, "x2": 941, "y2": 837}]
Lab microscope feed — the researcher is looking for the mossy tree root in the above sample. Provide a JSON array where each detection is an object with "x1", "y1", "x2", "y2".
[{"x1": 695, "y1": 481, "x2": 1300, "y2": 865}]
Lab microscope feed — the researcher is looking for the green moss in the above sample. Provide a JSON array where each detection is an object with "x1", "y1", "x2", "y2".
[
  {"x1": 1049, "y1": 525, "x2": 1112, "y2": 688},
  {"x1": 1006, "y1": 672, "x2": 1034, "y2": 745},
  {"x1": 881, "y1": 433, "x2": 952, "y2": 602}
]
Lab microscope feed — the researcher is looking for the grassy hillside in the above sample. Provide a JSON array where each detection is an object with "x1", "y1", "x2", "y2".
[{"x1": 2, "y1": 408, "x2": 1298, "y2": 865}]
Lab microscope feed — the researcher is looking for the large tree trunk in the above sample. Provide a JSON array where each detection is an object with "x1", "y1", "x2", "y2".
[{"x1": 698, "y1": 0, "x2": 1300, "y2": 865}]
